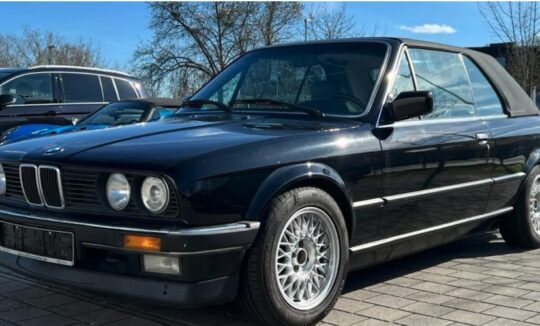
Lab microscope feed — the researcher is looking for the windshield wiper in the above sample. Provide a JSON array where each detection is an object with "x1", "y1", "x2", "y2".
[
  {"x1": 181, "y1": 99, "x2": 234, "y2": 113},
  {"x1": 232, "y1": 98, "x2": 324, "y2": 117}
]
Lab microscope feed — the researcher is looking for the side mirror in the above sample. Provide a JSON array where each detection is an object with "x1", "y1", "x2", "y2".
[
  {"x1": 387, "y1": 91, "x2": 433, "y2": 122},
  {"x1": 0, "y1": 94, "x2": 15, "y2": 109}
]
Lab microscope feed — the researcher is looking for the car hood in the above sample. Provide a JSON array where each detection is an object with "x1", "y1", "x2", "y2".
[{"x1": 0, "y1": 114, "x2": 358, "y2": 171}]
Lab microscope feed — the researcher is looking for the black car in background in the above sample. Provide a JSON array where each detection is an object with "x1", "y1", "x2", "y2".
[
  {"x1": 0, "y1": 65, "x2": 147, "y2": 132},
  {"x1": 0, "y1": 38, "x2": 539, "y2": 326}
]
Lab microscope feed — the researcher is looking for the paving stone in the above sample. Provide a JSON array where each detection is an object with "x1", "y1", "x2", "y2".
[
  {"x1": 110, "y1": 317, "x2": 165, "y2": 326},
  {"x1": 484, "y1": 306, "x2": 537, "y2": 321},
  {"x1": 333, "y1": 298, "x2": 373, "y2": 313},
  {"x1": 4, "y1": 287, "x2": 54, "y2": 300},
  {"x1": 483, "y1": 285, "x2": 530, "y2": 297},
  {"x1": 483, "y1": 318, "x2": 536, "y2": 326},
  {"x1": 364, "y1": 294, "x2": 414, "y2": 308},
  {"x1": 401, "y1": 301, "x2": 455, "y2": 317},
  {"x1": 484, "y1": 295, "x2": 534, "y2": 309},
  {"x1": 397, "y1": 314, "x2": 452, "y2": 326},
  {"x1": 18, "y1": 314, "x2": 78, "y2": 326},
  {"x1": 74, "y1": 308, "x2": 131, "y2": 325},
  {"x1": 342, "y1": 290, "x2": 379, "y2": 301},
  {"x1": 447, "y1": 279, "x2": 490, "y2": 291},
  {"x1": 370, "y1": 284, "x2": 418, "y2": 297},
  {"x1": 443, "y1": 298, "x2": 494, "y2": 313},
  {"x1": 357, "y1": 306, "x2": 410, "y2": 322},
  {"x1": 526, "y1": 314, "x2": 540, "y2": 324},
  {"x1": 445, "y1": 288, "x2": 494, "y2": 301},
  {"x1": 49, "y1": 301, "x2": 102, "y2": 317},
  {"x1": 407, "y1": 291, "x2": 454, "y2": 305},
  {"x1": 411, "y1": 281, "x2": 456, "y2": 294},
  {"x1": 384, "y1": 277, "x2": 421, "y2": 287},
  {"x1": 441, "y1": 310, "x2": 496, "y2": 325},
  {"x1": 322, "y1": 310, "x2": 365, "y2": 326},
  {"x1": 24, "y1": 293, "x2": 77, "y2": 308},
  {"x1": 0, "y1": 306, "x2": 50, "y2": 322}
]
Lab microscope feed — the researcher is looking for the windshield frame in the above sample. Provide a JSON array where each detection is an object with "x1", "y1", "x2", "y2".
[{"x1": 189, "y1": 40, "x2": 392, "y2": 119}]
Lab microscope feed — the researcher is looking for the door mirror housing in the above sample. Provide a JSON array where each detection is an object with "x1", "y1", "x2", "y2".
[
  {"x1": 387, "y1": 91, "x2": 433, "y2": 122},
  {"x1": 0, "y1": 94, "x2": 15, "y2": 109}
]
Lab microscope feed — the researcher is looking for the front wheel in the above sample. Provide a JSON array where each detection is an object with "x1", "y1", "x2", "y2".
[{"x1": 237, "y1": 187, "x2": 349, "y2": 325}]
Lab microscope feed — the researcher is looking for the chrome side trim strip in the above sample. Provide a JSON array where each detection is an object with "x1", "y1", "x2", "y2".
[
  {"x1": 350, "y1": 207, "x2": 513, "y2": 253},
  {"x1": 493, "y1": 172, "x2": 526, "y2": 183},
  {"x1": 384, "y1": 179, "x2": 493, "y2": 205},
  {"x1": 352, "y1": 198, "x2": 384, "y2": 209},
  {"x1": 352, "y1": 173, "x2": 526, "y2": 209},
  {"x1": 0, "y1": 206, "x2": 259, "y2": 236}
]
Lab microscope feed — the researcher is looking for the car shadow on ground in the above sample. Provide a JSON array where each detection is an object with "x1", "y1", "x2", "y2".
[{"x1": 343, "y1": 231, "x2": 525, "y2": 294}]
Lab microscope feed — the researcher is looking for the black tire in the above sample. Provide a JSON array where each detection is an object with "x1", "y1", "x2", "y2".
[
  {"x1": 237, "y1": 187, "x2": 349, "y2": 326},
  {"x1": 500, "y1": 166, "x2": 540, "y2": 248}
]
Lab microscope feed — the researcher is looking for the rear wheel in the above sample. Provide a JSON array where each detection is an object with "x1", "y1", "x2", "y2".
[
  {"x1": 500, "y1": 166, "x2": 540, "y2": 248},
  {"x1": 238, "y1": 187, "x2": 348, "y2": 326}
]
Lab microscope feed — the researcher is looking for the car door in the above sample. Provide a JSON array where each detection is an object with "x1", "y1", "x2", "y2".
[
  {"x1": 377, "y1": 48, "x2": 493, "y2": 240},
  {"x1": 0, "y1": 72, "x2": 66, "y2": 132},
  {"x1": 57, "y1": 72, "x2": 107, "y2": 121}
]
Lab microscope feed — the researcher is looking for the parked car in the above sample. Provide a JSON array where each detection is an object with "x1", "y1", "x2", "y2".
[
  {"x1": 0, "y1": 65, "x2": 147, "y2": 133},
  {"x1": 0, "y1": 38, "x2": 538, "y2": 326},
  {"x1": 0, "y1": 98, "x2": 181, "y2": 144}
]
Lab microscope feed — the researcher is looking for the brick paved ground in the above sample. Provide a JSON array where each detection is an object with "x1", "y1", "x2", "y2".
[{"x1": 1, "y1": 231, "x2": 540, "y2": 325}]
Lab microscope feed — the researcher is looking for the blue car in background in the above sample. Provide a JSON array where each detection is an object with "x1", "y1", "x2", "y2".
[{"x1": 0, "y1": 98, "x2": 181, "y2": 144}]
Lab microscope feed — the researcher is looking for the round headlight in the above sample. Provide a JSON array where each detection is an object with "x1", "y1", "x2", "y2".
[
  {"x1": 141, "y1": 177, "x2": 169, "y2": 214},
  {"x1": 0, "y1": 164, "x2": 6, "y2": 195},
  {"x1": 106, "y1": 173, "x2": 130, "y2": 210}
]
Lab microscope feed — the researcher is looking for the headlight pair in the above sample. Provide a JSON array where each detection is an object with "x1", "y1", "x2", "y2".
[{"x1": 106, "y1": 173, "x2": 169, "y2": 214}]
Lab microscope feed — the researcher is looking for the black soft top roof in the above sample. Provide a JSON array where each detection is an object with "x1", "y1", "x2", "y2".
[{"x1": 266, "y1": 37, "x2": 539, "y2": 117}]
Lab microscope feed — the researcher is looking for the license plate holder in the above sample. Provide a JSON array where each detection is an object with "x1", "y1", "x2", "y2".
[{"x1": 0, "y1": 222, "x2": 74, "y2": 266}]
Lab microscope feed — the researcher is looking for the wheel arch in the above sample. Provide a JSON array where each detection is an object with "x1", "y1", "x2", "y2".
[
  {"x1": 524, "y1": 148, "x2": 540, "y2": 175},
  {"x1": 246, "y1": 162, "x2": 354, "y2": 237}
]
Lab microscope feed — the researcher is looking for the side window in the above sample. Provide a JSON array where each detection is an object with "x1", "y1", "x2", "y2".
[
  {"x1": 390, "y1": 52, "x2": 415, "y2": 99},
  {"x1": 115, "y1": 79, "x2": 138, "y2": 99},
  {"x1": 409, "y1": 49, "x2": 475, "y2": 119},
  {"x1": 62, "y1": 73, "x2": 103, "y2": 103},
  {"x1": 0, "y1": 73, "x2": 54, "y2": 104},
  {"x1": 100, "y1": 76, "x2": 118, "y2": 102},
  {"x1": 462, "y1": 56, "x2": 505, "y2": 116}
]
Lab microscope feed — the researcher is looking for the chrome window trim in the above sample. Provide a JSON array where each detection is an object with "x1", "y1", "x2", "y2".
[
  {"x1": 7, "y1": 102, "x2": 108, "y2": 107},
  {"x1": 30, "y1": 65, "x2": 133, "y2": 78},
  {"x1": 350, "y1": 207, "x2": 513, "y2": 253},
  {"x1": 352, "y1": 172, "x2": 526, "y2": 208},
  {"x1": 0, "y1": 220, "x2": 74, "y2": 266},
  {"x1": 37, "y1": 165, "x2": 65, "y2": 209}
]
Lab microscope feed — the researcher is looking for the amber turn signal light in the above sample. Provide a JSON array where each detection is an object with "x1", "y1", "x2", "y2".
[{"x1": 123, "y1": 235, "x2": 161, "y2": 252}]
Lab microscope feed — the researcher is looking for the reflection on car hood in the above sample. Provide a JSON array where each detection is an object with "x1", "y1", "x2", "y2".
[{"x1": 0, "y1": 114, "x2": 358, "y2": 170}]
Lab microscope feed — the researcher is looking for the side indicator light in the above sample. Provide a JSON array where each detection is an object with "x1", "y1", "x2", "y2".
[{"x1": 123, "y1": 235, "x2": 161, "y2": 252}]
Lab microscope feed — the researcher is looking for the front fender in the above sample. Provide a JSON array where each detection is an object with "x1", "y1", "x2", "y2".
[{"x1": 246, "y1": 162, "x2": 352, "y2": 222}]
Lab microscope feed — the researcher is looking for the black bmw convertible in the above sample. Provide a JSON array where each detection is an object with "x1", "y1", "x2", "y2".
[{"x1": 0, "y1": 38, "x2": 538, "y2": 325}]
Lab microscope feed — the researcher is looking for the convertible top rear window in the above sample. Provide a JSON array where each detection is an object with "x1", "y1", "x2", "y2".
[{"x1": 193, "y1": 42, "x2": 388, "y2": 117}]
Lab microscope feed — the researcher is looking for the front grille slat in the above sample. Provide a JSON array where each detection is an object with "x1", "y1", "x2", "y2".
[
  {"x1": 38, "y1": 167, "x2": 64, "y2": 209},
  {"x1": 20, "y1": 165, "x2": 42, "y2": 205}
]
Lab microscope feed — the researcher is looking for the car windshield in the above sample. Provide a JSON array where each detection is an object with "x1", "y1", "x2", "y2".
[
  {"x1": 80, "y1": 102, "x2": 149, "y2": 126},
  {"x1": 188, "y1": 42, "x2": 388, "y2": 116}
]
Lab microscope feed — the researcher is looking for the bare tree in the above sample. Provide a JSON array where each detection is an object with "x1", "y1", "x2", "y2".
[
  {"x1": 131, "y1": 2, "x2": 303, "y2": 97},
  {"x1": 0, "y1": 26, "x2": 103, "y2": 68},
  {"x1": 480, "y1": 2, "x2": 540, "y2": 94},
  {"x1": 307, "y1": 4, "x2": 359, "y2": 41}
]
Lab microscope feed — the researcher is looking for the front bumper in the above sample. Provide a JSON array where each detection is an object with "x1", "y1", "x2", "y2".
[{"x1": 0, "y1": 205, "x2": 260, "y2": 306}]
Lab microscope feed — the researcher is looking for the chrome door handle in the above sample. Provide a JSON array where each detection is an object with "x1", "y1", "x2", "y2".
[{"x1": 475, "y1": 132, "x2": 489, "y2": 144}]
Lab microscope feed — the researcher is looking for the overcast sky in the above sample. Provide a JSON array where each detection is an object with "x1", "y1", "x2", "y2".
[{"x1": 0, "y1": 2, "x2": 495, "y2": 67}]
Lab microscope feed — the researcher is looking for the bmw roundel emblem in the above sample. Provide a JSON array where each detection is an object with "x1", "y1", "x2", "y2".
[{"x1": 44, "y1": 146, "x2": 65, "y2": 155}]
